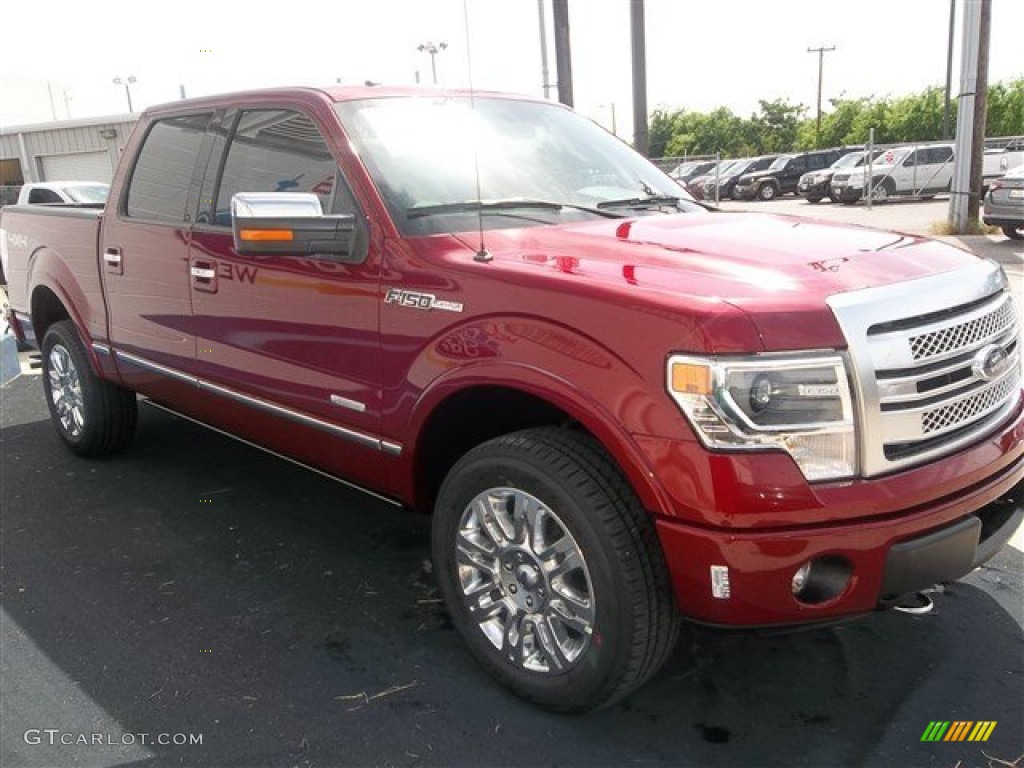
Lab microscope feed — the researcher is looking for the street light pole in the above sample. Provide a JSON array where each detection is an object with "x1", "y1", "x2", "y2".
[
  {"x1": 113, "y1": 76, "x2": 136, "y2": 112},
  {"x1": 807, "y1": 45, "x2": 835, "y2": 147},
  {"x1": 416, "y1": 41, "x2": 448, "y2": 85},
  {"x1": 943, "y1": 0, "x2": 956, "y2": 139}
]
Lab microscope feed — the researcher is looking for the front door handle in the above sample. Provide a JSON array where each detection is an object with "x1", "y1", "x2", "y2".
[
  {"x1": 103, "y1": 247, "x2": 123, "y2": 275},
  {"x1": 190, "y1": 260, "x2": 218, "y2": 293}
]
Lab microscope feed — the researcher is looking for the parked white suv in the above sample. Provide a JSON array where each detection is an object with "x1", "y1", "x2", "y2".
[{"x1": 831, "y1": 144, "x2": 955, "y2": 203}]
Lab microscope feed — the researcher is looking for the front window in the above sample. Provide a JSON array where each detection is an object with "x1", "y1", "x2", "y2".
[
  {"x1": 336, "y1": 96, "x2": 703, "y2": 235},
  {"x1": 769, "y1": 155, "x2": 793, "y2": 171}
]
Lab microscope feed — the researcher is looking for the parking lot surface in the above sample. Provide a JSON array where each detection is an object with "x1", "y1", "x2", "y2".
[{"x1": 2, "y1": 198, "x2": 1023, "y2": 768}]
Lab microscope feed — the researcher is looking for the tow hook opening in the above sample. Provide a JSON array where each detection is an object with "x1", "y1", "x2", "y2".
[{"x1": 889, "y1": 584, "x2": 943, "y2": 615}]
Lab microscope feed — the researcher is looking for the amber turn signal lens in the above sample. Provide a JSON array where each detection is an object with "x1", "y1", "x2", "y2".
[
  {"x1": 239, "y1": 229, "x2": 294, "y2": 241},
  {"x1": 671, "y1": 362, "x2": 712, "y2": 395}
]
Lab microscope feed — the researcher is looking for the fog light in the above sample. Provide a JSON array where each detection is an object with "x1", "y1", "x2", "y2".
[
  {"x1": 791, "y1": 562, "x2": 812, "y2": 594},
  {"x1": 791, "y1": 556, "x2": 853, "y2": 605}
]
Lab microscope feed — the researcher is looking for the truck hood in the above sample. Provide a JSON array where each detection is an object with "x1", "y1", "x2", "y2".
[{"x1": 467, "y1": 211, "x2": 982, "y2": 350}]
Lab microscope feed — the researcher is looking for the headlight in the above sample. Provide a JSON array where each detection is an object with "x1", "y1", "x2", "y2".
[{"x1": 667, "y1": 352, "x2": 857, "y2": 481}]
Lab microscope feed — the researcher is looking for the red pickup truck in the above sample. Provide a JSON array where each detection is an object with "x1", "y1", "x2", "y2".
[{"x1": 2, "y1": 86, "x2": 1022, "y2": 712}]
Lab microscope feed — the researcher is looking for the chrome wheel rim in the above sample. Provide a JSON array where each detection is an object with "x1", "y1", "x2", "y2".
[
  {"x1": 48, "y1": 344, "x2": 84, "y2": 438},
  {"x1": 455, "y1": 488, "x2": 595, "y2": 674},
  {"x1": 873, "y1": 184, "x2": 888, "y2": 201}
]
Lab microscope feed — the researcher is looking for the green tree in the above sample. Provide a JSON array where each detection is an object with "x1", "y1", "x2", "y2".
[
  {"x1": 753, "y1": 99, "x2": 806, "y2": 153},
  {"x1": 986, "y1": 78, "x2": 1024, "y2": 138}
]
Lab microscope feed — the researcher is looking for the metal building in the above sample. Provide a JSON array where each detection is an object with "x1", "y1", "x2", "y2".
[{"x1": 0, "y1": 114, "x2": 139, "y2": 189}]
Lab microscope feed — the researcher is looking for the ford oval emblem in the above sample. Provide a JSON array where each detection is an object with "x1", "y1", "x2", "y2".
[{"x1": 971, "y1": 344, "x2": 1010, "y2": 382}]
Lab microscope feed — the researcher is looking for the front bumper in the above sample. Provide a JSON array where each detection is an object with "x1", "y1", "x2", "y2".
[
  {"x1": 644, "y1": 399, "x2": 1024, "y2": 626},
  {"x1": 831, "y1": 184, "x2": 863, "y2": 202},
  {"x1": 798, "y1": 179, "x2": 831, "y2": 198},
  {"x1": 732, "y1": 184, "x2": 756, "y2": 200}
]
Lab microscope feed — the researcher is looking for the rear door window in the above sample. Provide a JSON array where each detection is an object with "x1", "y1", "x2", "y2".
[{"x1": 125, "y1": 113, "x2": 213, "y2": 222}]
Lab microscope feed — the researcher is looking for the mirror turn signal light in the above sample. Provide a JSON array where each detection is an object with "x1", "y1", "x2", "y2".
[{"x1": 239, "y1": 229, "x2": 294, "y2": 242}]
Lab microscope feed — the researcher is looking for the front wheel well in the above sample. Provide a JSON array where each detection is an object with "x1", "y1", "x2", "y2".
[{"x1": 414, "y1": 386, "x2": 583, "y2": 513}]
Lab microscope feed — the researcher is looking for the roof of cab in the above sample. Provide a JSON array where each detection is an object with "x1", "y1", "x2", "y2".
[{"x1": 143, "y1": 85, "x2": 548, "y2": 117}]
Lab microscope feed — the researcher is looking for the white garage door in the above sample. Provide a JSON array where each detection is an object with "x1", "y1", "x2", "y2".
[{"x1": 40, "y1": 151, "x2": 114, "y2": 183}]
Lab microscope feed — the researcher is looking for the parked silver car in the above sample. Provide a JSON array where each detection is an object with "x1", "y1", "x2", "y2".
[{"x1": 983, "y1": 165, "x2": 1024, "y2": 240}]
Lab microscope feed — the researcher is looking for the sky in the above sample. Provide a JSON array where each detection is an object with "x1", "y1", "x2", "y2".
[{"x1": 1, "y1": 0, "x2": 1022, "y2": 142}]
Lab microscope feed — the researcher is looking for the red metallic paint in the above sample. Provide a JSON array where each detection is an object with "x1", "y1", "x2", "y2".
[{"x1": 3, "y1": 86, "x2": 1021, "y2": 629}]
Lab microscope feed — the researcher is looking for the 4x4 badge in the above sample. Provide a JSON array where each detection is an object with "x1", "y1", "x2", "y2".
[{"x1": 385, "y1": 288, "x2": 464, "y2": 313}]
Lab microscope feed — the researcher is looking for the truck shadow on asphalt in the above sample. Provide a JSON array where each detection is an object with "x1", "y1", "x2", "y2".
[{"x1": 2, "y1": 401, "x2": 1021, "y2": 768}]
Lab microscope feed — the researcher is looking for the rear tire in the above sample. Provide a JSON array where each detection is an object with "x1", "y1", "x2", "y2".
[
  {"x1": 41, "y1": 320, "x2": 137, "y2": 456},
  {"x1": 805, "y1": 196, "x2": 823, "y2": 204},
  {"x1": 1003, "y1": 224, "x2": 1024, "y2": 240},
  {"x1": 432, "y1": 427, "x2": 680, "y2": 712}
]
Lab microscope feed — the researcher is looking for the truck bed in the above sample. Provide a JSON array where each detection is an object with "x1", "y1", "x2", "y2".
[{"x1": 1, "y1": 205, "x2": 107, "y2": 345}]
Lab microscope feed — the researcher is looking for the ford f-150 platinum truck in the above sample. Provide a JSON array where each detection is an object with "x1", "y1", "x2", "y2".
[{"x1": 2, "y1": 87, "x2": 1022, "y2": 712}]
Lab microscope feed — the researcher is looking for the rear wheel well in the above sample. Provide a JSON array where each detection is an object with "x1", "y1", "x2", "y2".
[
  {"x1": 31, "y1": 286, "x2": 71, "y2": 347},
  {"x1": 415, "y1": 386, "x2": 581, "y2": 513}
]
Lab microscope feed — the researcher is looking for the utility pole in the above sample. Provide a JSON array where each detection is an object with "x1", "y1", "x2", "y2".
[
  {"x1": 949, "y1": 0, "x2": 991, "y2": 232},
  {"x1": 631, "y1": 0, "x2": 649, "y2": 156},
  {"x1": 552, "y1": 0, "x2": 573, "y2": 107},
  {"x1": 537, "y1": 0, "x2": 553, "y2": 99},
  {"x1": 943, "y1": 0, "x2": 955, "y2": 139},
  {"x1": 807, "y1": 45, "x2": 835, "y2": 147},
  {"x1": 967, "y1": 0, "x2": 991, "y2": 226}
]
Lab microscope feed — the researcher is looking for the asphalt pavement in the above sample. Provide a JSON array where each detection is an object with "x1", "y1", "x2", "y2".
[{"x1": 2, "y1": 200, "x2": 1023, "y2": 768}]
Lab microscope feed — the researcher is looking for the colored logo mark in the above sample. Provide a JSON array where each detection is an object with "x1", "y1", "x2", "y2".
[{"x1": 920, "y1": 721, "x2": 997, "y2": 742}]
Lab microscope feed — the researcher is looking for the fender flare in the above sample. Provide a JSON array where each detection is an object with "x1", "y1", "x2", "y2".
[
  {"x1": 27, "y1": 246, "x2": 104, "y2": 377},
  {"x1": 401, "y1": 355, "x2": 679, "y2": 519}
]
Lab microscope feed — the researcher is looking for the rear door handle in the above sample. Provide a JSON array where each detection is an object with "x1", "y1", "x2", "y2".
[{"x1": 103, "y1": 247, "x2": 123, "y2": 275}]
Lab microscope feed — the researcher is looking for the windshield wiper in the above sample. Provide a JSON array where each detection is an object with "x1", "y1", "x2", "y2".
[
  {"x1": 596, "y1": 194, "x2": 683, "y2": 211},
  {"x1": 406, "y1": 198, "x2": 625, "y2": 220}
]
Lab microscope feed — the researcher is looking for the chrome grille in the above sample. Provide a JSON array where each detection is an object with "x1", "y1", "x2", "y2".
[
  {"x1": 922, "y1": 375, "x2": 1017, "y2": 434},
  {"x1": 909, "y1": 300, "x2": 1015, "y2": 360},
  {"x1": 832, "y1": 173, "x2": 850, "y2": 183},
  {"x1": 827, "y1": 261, "x2": 1022, "y2": 477}
]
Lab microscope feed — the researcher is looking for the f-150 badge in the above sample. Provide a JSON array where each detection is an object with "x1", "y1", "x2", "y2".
[{"x1": 385, "y1": 288, "x2": 464, "y2": 313}]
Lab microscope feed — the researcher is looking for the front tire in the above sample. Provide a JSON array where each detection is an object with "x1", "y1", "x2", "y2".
[
  {"x1": 1002, "y1": 224, "x2": 1024, "y2": 240},
  {"x1": 871, "y1": 179, "x2": 893, "y2": 203},
  {"x1": 757, "y1": 183, "x2": 778, "y2": 201},
  {"x1": 432, "y1": 428, "x2": 680, "y2": 712},
  {"x1": 42, "y1": 321, "x2": 137, "y2": 456}
]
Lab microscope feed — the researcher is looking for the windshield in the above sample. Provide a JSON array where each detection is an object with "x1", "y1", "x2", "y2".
[
  {"x1": 65, "y1": 183, "x2": 110, "y2": 203},
  {"x1": 832, "y1": 152, "x2": 865, "y2": 169},
  {"x1": 723, "y1": 160, "x2": 751, "y2": 176},
  {"x1": 769, "y1": 155, "x2": 793, "y2": 171},
  {"x1": 336, "y1": 96, "x2": 703, "y2": 235}
]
